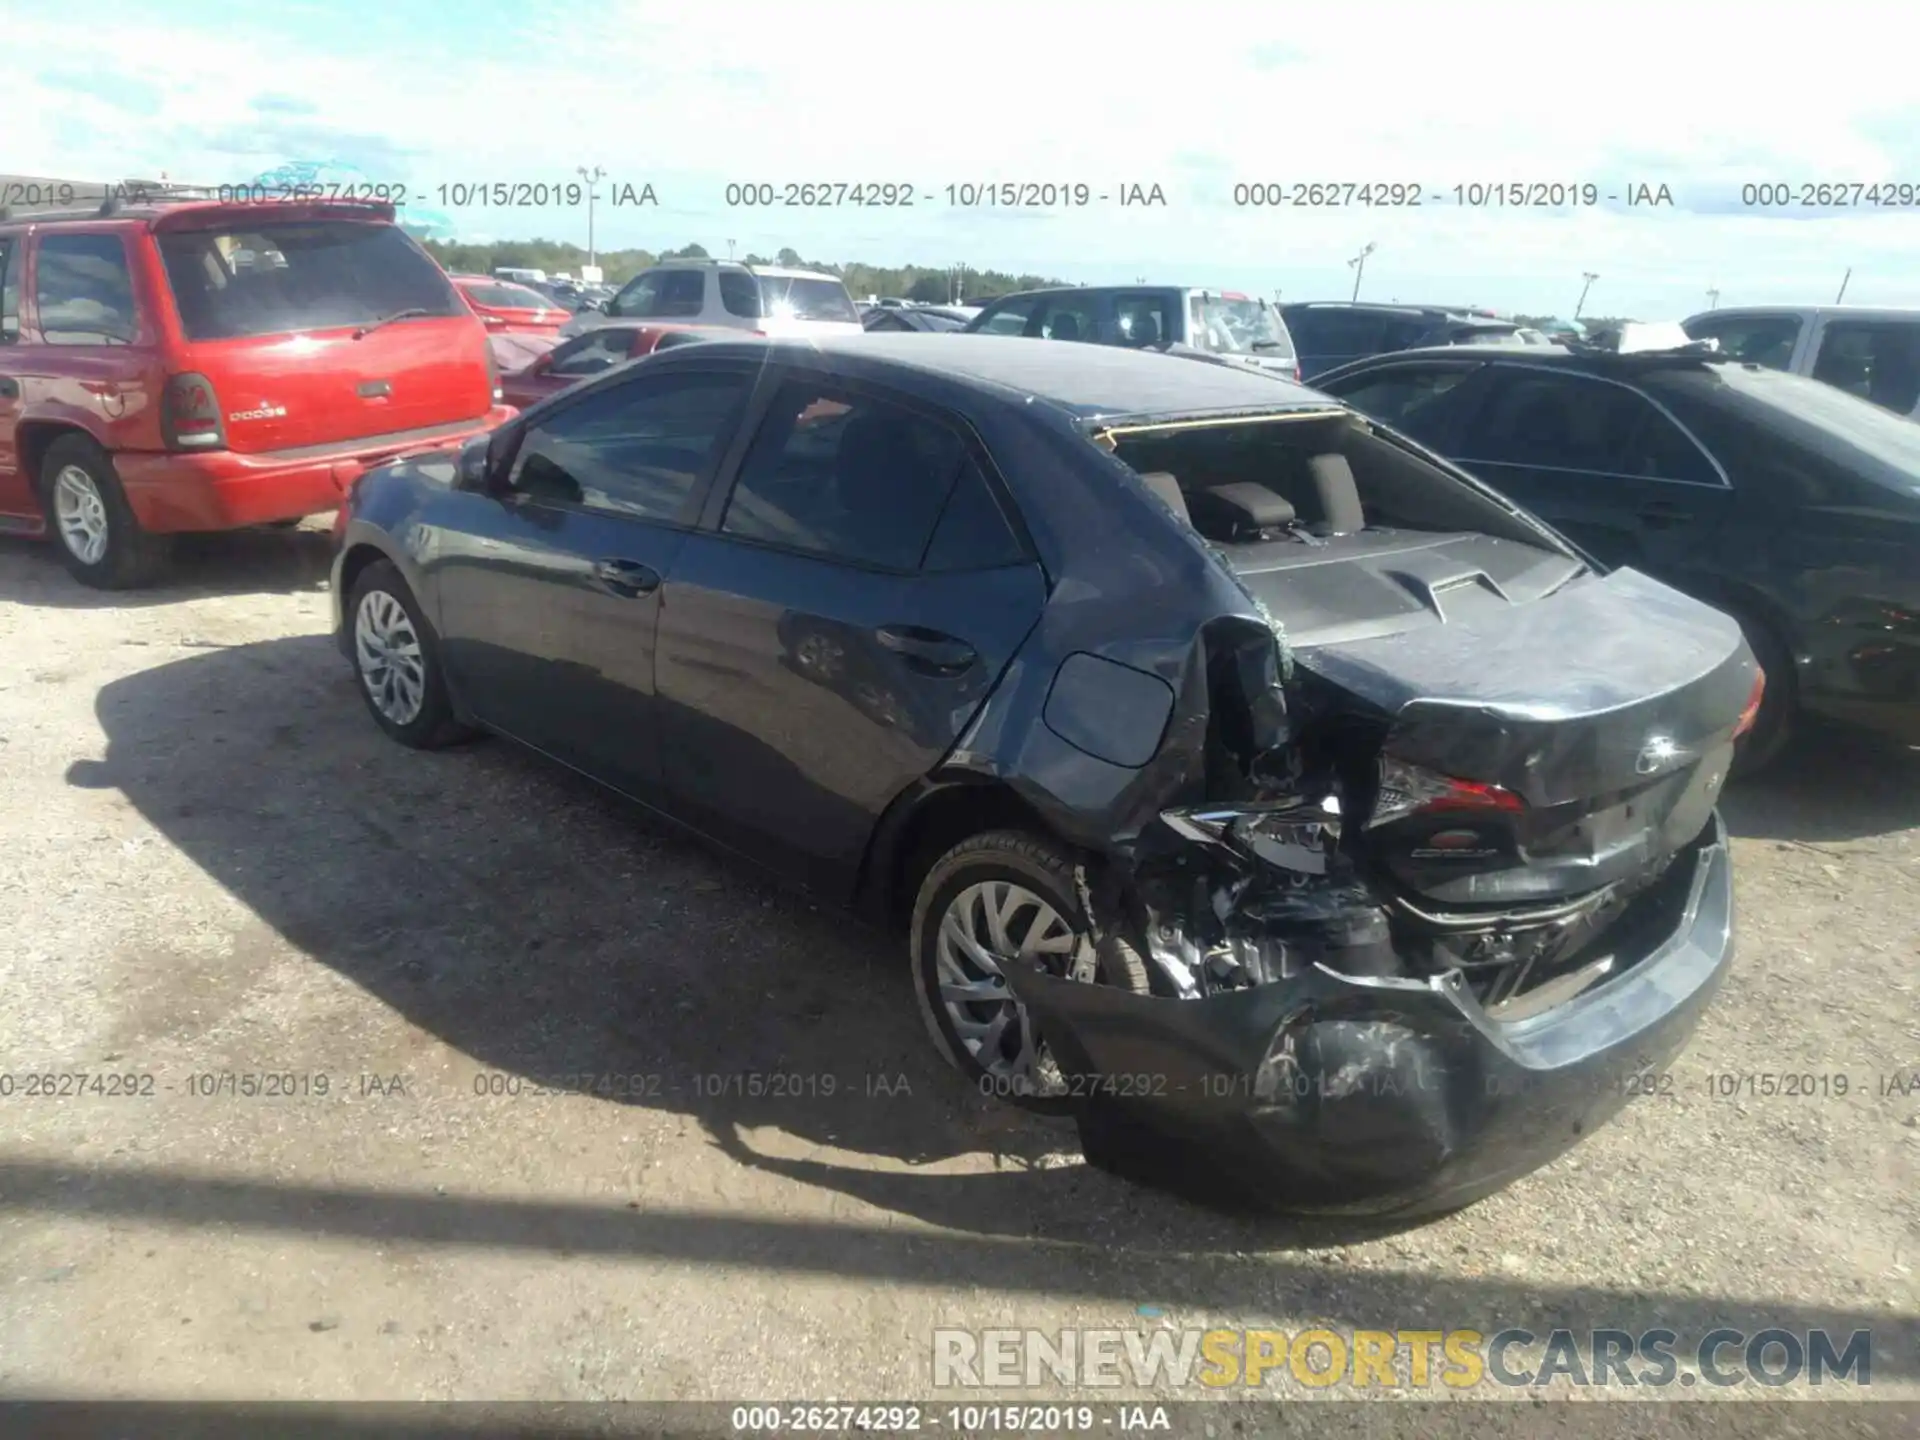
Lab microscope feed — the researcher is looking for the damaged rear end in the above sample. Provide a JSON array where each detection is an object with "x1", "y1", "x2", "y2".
[{"x1": 997, "y1": 408, "x2": 1752, "y2": 1216}]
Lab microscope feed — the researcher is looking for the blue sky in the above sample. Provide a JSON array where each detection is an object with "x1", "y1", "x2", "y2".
[{"x1": 10, "y1": 0, "x2": 1920, "y2": 317}]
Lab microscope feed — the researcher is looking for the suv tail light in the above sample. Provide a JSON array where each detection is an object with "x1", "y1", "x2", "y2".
[
  {"x1": 161, "y1": 373, "x2": 225, "y2": 451},
  {"x1": 1732, "y1": 670, "x2": 1766, "y2": 739},
  {"x1": 1367, "y1": 758, "x2": 1526, "y2": 828}
]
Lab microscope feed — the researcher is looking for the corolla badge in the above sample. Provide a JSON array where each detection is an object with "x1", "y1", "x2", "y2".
[{"x1": 1635, "y1": 735, "x2": 1688, "y2": 775}]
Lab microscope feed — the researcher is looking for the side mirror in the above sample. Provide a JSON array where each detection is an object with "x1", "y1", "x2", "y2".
[{"x1": 456, "y1": 436, "x2": 493, "y2": 492}]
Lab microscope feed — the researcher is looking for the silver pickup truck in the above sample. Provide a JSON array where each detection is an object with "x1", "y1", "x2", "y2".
[{"x1": 1682, "y1": 305, "x2": 1920, "y2": 420}]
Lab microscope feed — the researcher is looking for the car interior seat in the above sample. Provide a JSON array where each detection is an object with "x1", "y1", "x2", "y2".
[
  {"x1": 1135, "y1": 471, "x2": 1191, "y2": 525},
  {"x1": 1048, "y1": 312, "x2": 1082, "y2": 341}
]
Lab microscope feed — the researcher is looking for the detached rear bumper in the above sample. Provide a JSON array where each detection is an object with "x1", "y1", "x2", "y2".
[
  {"x1": 1003, "y1": 817, "x2": 1733, "y2": 1217},
  {"x1": 115, "y1": 408, "x2": 516, "y2": 532}
]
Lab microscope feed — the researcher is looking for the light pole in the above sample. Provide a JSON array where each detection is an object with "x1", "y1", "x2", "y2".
[
  {"x1": 576, "y1": 165, "x2": 605, "y2": 269},
  {"x1": 1575, "y1": 271, "x2": 1599, "y2": 319},
  {"x1": 1347, "y1": 242, "x2": 1375, "y2": 302},
  {"x1": 1705, "y1": 286, "x2": 1719, "y2": 311}
]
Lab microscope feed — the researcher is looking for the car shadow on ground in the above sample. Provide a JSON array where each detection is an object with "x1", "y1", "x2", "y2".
[
  {"x1": 65, "y1": 637, "x2": 1915, "y2": 1271},
  {"x1": 1721, "y1": 723, "x2": 1920, "y2": 844},
  {"x1": 0, "y1": 523, "x2": 334, "y2": 609}
]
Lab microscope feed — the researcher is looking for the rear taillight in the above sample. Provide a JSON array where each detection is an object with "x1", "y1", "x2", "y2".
[
  {"x1": 484, "y1": 345, "x2": 502, "y2": 403},
  {"x1": 162, "y1": 373, "x2": 225, "y2": 451},
  {"x1": 1732, "y1": 670, "x2": 1766, "y2": 739},
  {"x1": 1368, "y1": 757, "x2": 1526, "y2": 828}
]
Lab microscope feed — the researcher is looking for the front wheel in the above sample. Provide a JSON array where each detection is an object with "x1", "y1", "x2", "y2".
[
  {"x1": 347, "y1": 560, "x2": 473, "y2": 750},
  {"x1": 909, "y1": 830, "x2": 1149, "y2": 1114}
]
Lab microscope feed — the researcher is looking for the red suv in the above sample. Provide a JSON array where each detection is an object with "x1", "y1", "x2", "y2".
[{"x1": 0, "y1": 196, "x2": 515, "y2": 588}]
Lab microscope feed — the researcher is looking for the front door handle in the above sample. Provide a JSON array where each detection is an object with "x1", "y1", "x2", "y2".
[
  {"x1": 591, "y1": 557, "x2": 661, "y2": 597},
  {"x1": 875, "y1": 625, "x2": 977, "y2": 674}
]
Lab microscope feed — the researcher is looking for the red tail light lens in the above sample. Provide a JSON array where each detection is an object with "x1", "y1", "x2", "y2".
[
  {"x1": 1369, "y1": 758, "x2": 1526, "y2": 828},
  {"x1": 1732, "y1": 670, "x2": 1766, "y2": 739},
  {"x1": 161, "y1": 372, "x2": 225, "y2": 451}
]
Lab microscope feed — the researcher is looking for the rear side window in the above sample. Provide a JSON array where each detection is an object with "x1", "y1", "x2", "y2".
[
  {"x1": 509, "y1": 370, "x2": 750, "y2": 519},
  {"x1": 36, "y1": 233, "x2": 139, "y2": 344},
  {"x1": 1325, "y1": 365, "x2": 1477, "y2": 444},
  {"x1": 922, "y1": 459, "x2": 1026, "y2": 571},
  {"x1": 718, "y1": 270, "x2": 761, "y2": 318},
  {"x1": 1285, "y1": 308, "x2": 1389, "y2": 357},
  {"x1": 1683, "y1": 313, "x2": 1800, "y2": 370},
  {"x1": 756, "y1": 275, "x2": 858, "y2": 323},
  {"x1": 156, "y1": 221, "x2": 460, "y2": 340},
  {"x1": 1811, "y1": 321, "x2": 1920, "y2": 416},
  {"x1": 722, "y1": 382, "x2": 969, "y2": 570},
  {"x1": 1462, "y1": 370, "x2": 1716, "y2": 482},
  {"x1": 1113, "y1": 293, "x2": 1176, "y2": 346}
]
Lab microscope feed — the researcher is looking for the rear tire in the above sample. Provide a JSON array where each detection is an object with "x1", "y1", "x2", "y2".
[
  {"x1": 346, "y1": 559, "x2": 473, "y2": 750},
  {"x1": 1729, "y1": 612, "x2": 1795, "y2": 778},
  {"x1": 40, "y1": 435, "x2": 173, "y2": 590},
  {"x1": 909, "y1": 829, "x2": 1149, "y2": 1115}
]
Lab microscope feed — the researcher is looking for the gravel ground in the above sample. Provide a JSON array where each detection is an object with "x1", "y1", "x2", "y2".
[{"x1": 0, "y1": 525, "x2": 1915, "y2": 1425}]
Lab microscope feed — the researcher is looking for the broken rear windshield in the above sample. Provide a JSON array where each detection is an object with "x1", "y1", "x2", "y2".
[{"x1": 157, "y1": 221, "x2": 462, "y2": 340}]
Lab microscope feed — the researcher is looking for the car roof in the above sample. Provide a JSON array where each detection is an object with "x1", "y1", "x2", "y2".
[
  {"x1": 1283, "y1": 301, "x2": 1489, "y2": 320},
  {"x1": 1312, "y1": 342, "x2": 1742, "y2": 387},
  {"x1": 657, "y1": 332, "x2": 1333, "y2": 422},
  {"x1": 646, "y1": 260, "x2": 841, "y2": 281},
  {"x1": 1682, "y1": 304, "x2": 1920, "y2": 323}
]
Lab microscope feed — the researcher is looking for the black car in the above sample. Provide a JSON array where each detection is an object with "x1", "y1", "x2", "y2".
[
  {"x1": 1284, "y1": 303, "x2": 1521, "y2": 380},
  {"x1": 331, "y1": 334, "x2": 1754, "y2": 1217},
  {"x1": 1312, "y1": 344, "x2": 1920, "y2": 768},
  {"x1": 862, "y1": 306, "x2": 974, "y2": 333}
]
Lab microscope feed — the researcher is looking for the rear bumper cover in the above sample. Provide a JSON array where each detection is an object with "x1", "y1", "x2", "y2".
[
  {"x1": 115, "y1": 407, "x2": 516, "y2": 531},
  {"x1": 1003, "y1": 816, "x2": 1733, "y2": 1216}
]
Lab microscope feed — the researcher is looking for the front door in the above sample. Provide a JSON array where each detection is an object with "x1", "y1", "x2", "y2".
[{"x1": 429, "y1": 365, "x2": 755, "y2": 798}]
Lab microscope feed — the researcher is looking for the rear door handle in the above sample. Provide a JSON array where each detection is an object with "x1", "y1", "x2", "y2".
[
  {"x1": 591, "y1": 557, "x2": 661, "y2": 597},
  {"x1": 875, "y1": 625, "x2": 977, "y2": 674}
]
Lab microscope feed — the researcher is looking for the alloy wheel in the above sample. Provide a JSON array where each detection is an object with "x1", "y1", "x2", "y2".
[
  {"x1": 934, "y1": 879, "x2": 1090, "y2": 1097},
  {"x1": 354, "y1": 590, "x2": 428, "y2": 726},
  {"x1": 52, "y1": 466, "x2": 110, "y2": 566}
]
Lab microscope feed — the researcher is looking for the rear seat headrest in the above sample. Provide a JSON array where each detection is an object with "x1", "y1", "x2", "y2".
[
  {"x1": 1136, "y1": 471, "x2": 1190, "y2": 526},
  {"x1": 1306, "y1": 453, "x2": 1365, "y2": 536}
]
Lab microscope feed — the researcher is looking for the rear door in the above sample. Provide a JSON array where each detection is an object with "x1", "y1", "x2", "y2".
[
  {"x1": 1447, "y1": 365, "x2": 1733, "y2": 572},
  {"x1": 651, "y1": 371, "x2": 1046, "y2": 897},
  {"x1": 430, "y1": 362, "x2": 757, "y2": 796},
  {"x1": 153, "y1": 211, "x2": 491, "y2": 452}
]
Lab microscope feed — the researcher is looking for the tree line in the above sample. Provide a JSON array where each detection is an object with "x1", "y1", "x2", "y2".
[{"x1": 418, "y1": 237, "x2": 1061, "y2": 303}]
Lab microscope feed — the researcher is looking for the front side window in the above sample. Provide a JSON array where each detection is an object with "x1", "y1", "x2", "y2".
[
  {"x1": 0, "y1": 237, "x2": 21, "y2": 337},
  {"x1": 509, "y1": 371, "x2": 749, "y2": 519},
  {"x1": 721, "y1": 382, "x2": 970, "y2": 570},
  {"x1": 36, "y1": 233, "x2": 139, "y2": 344},
  {"x1": 1112, "y1": 293, "x2": 1175, "y2": 346},
  {"x1": 718, "y1": 270, "x2": 761, "y2": 318},
  {"x1": 1033, "y1": 293, "x2": 1100, "y2": 343},
  {"x1": 1324, "y1": 365, "x2": 1478, "y2": 445}
]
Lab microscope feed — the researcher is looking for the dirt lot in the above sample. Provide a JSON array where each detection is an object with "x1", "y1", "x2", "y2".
[{"x1": 0, "y1": 525, "x2": 1915, "y2": 1423}]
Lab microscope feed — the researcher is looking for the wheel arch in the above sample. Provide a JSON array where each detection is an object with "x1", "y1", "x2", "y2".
[{"x1": 855, "y1": 776, "x2": 1067, "y2": 930}]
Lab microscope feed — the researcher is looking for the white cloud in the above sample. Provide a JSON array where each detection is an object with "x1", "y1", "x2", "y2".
[{"x1": 6, "y1": 0, "x2": 1918, "y2": 312}]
